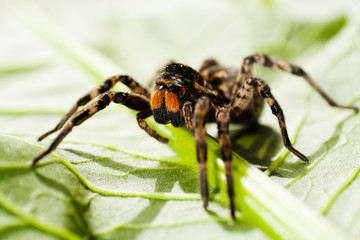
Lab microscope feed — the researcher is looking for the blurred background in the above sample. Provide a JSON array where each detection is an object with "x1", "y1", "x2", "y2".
[{"x1": 1, "y1": 0, "x2": 359, "y2": 78}]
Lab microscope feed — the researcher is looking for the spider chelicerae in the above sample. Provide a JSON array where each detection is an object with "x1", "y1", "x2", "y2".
[{"x1": 32, "y1": 54, "x2": 358, "y2": 219}]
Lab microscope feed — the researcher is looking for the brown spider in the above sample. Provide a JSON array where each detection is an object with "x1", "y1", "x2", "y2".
[{"x1": 32, "y1": 54, "x2": 358, "y2": 219}]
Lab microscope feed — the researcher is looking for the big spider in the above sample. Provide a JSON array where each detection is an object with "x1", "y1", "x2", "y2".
[{"x1": 32, "y1": 54, "x2": 358, "y2": 219}]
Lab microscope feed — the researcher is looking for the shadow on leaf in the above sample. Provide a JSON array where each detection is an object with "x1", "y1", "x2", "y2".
[{"x1": 230, "y1": 123, "x2": 282, "y2": 171}]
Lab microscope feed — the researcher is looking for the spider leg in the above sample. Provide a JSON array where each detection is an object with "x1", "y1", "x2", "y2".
[
  {"x1": 38, "y1": 75, "x2": 151, "y2": 141},
  {"x1": 32, "y1": 91, "x2": 152, "y2": 165},
  {"x1": 199, "y1": 58, "x2": 219, "y2": 73},
  {"x1": 185, "y1": 98, "x2": 235, "y2": 216},
  {"x1": 194, "y1": 97, "x2": 211, "y2": 209},
  {"x1": 234, "y1": 53, "x2": 358, "y2": 111},
  {"x1": 136, "y1": 109, "x2": 168, "y2": 143},
  {"x1": 215, "y1": 107, "x2": 235, "y2": 219},
  {"x1": 232, "y1": 77, "x2": 309, "y2": 162},
  {"x1": 182, "y1": 101, "x2": 195, "y2": 136}
]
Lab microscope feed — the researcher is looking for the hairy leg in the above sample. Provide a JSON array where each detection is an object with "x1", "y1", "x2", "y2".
[
  {"x1": 38, "y1": 75, "x2": 151, "y2": 141},
  {"x1": 182, "y1": 101, "x2": 195, "y2": 136},
  {"x1": 215, "y1": 107, "x2": 235, "y2": 219},
  {"x1": 231, "y1": 77, "x2": 309, "y2": 162},
  {"x1": 136, "y1": 109, "x2": 168, "y2": 143},
  {"x1": 194, "y1": 97, "x2": 211, "y2": 209},
  {"x1": 32, "y1": 91, "x2": 156, "y2": 165},
  {"x1": 232, "y1": 53, "x2": 358, "y2": 112}
]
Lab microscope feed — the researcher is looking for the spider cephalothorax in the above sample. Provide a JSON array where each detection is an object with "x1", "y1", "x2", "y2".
[{"x1": 32, "y1": 54, "x2": 358, "y2": 219}]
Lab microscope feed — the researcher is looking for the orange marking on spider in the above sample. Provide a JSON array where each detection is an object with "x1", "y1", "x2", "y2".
[
  {"x1": 157, "y1": 79, "x2": 175, "y2": 85},
  {"x1": 150, "y1": 89, "x2": 165, "y2": 109},
  {"x1": 165, "y1": 91, "x2": 180, "y2": 112}
]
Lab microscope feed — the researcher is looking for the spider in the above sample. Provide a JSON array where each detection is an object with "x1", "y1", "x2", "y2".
[{"x1": 32, "y1": 54, "x2": 358, "y2": 219}]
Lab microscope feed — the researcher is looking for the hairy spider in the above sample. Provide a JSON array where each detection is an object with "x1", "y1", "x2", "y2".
[{"x1": 32, "y1": 54, "x2": 358, "y2": 219}]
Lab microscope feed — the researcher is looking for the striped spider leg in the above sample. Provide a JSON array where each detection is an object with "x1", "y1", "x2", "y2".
[
  {"x1": 32, "y1": 75, "x2": 166, "y2": 165},
  {"x1": 232, "y1": 54, "x2": 358, "y2": 112},
  {"x1": 229, "y1": 54, "x2": 358, "y2": 163}
]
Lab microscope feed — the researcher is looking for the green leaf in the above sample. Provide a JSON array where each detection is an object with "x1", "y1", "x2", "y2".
[{"x1": 1, "y1": 1, "x2": 360, "y2": 239}]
